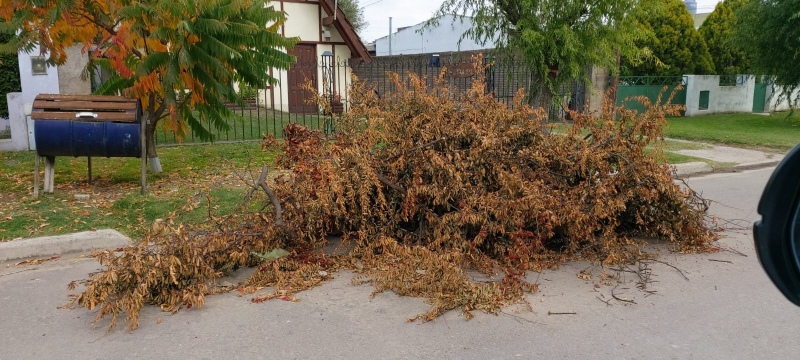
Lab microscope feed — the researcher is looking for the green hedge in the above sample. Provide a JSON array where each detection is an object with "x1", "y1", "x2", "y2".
[{"x1": 0, "y1": 31, "x2": 21, "y2": 118}]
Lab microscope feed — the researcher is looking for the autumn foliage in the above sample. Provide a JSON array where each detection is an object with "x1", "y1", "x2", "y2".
[
  {"x1": 0, "y1": 0, "x2": 295, "y2": 167},
  {"x1": 65, "y1": 58, "x2": 717, "y2": 330}
]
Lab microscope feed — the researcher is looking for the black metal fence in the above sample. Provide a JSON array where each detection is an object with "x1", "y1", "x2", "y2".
[{"x1": 155, "y1": 55, "x2": 587, "y2": 145}]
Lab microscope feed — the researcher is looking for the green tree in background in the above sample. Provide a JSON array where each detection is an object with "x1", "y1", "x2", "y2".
[
  {"x1": 428, "y1": 0, "x2": 646, "y2": 107},
  {"x1": 699, "y1": 0, "x2": 751, "y2": 75},
  {"x1": 0, "y1": 29, "x2": 21, "y2": 119},
  {"x1": 337, "y1": 0, "x2": 368, "y2": 36},
  {"x1": 623, "y1": 0, "x2": 714, "y2": 76},
  {"x1": 735, "y1": 0, "x2": 800, "y2": 106}
]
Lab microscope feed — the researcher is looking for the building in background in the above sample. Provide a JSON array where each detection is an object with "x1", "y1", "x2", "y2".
[
  {"x1": 685, "y1": 0, "x2": 712, "y2": 29},
  {"x1": 373, "y1": 15, "x2": 496, "y2": 56},
  {"x1": 260, "y1": 0, "x2": 371, "y2": 114}
]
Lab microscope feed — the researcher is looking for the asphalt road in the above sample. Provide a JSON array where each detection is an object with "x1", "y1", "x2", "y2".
[{"x1": 2, "y1": 167, "x2": 798, "y2": 359}]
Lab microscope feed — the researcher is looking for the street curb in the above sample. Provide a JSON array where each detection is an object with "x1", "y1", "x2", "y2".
[
  {"x1": 674, "y1": 160, "x2": 783, "y2": 178},
  {"x1": 729, "y1": 160, "x2": 784, "y2": 172},
  {"x1": 0, "y1": 229, "x2": 131, "y2": 262},
  {"x1": 674, "y1": 162, "x2": 713, "y2": 177}
]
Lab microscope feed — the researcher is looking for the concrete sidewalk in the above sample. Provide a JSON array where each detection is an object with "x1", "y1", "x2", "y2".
[
  {"x1": 0, "y1": 229, "x2": 131, "y2": 262},
  {"x1": 670, "y1": 138, "x2": 785, "y2": 177}
]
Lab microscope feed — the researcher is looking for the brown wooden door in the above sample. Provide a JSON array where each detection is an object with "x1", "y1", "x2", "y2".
[{"x1": 288, "y1": 44, "x2": 318, "y2": 114}]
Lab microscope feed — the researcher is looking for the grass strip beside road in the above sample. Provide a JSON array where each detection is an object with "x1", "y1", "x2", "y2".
[
  {"x1": 0, "y1": 142, "x2": 277, "y2": 242},
  {"x1": 665, "y1": 112, "x2": 800, "y2": 151}
]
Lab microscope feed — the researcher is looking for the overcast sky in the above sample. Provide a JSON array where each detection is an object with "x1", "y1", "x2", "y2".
[{"x1": 359, "y1": 0, "x2": 724, "y2": 43}]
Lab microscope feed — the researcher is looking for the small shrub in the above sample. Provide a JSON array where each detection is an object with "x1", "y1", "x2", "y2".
[{"x1": 238, "y1": 84, "x2": 258, "y2": 100}]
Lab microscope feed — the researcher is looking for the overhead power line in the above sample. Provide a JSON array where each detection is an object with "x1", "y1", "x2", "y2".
[{"x1": 361, "y1": 0, "x2": 388, "y2": 9}]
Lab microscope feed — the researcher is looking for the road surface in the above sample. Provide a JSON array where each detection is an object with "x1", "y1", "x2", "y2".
[{"x1": 2, "y1": 167, "x2": 797, "y2": 359}]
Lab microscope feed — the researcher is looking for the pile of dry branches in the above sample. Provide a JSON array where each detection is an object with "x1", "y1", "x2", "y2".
[{"x1": 66, "y1": 57, "x2": 717, "y2": 330}]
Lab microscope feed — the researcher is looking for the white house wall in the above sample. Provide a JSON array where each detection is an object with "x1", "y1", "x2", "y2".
[
  {"x1": 330, "y1": 44, "x2": 353, "y2": 110},
  {"x1": 260, "y1": 1, "x2": 356, "y2": 113},
  {"x1": 258, "y1": 68, "x2": 289, "y2": 112},
  {"x1": 328, "y1": 26, "x2": 345, "y2": 43},
  {"x1": 17, "y1": 45, "x2": 89, "y2": 106},
  {"x1": 18, "y1": 45, "x2": 60, "y2": 106},
  {"x1": 374, "y1": 15, "x2": 496, "y2": 56},
  {"x1": 260, "y1": 45, "x2": 353, "y2": 112},
  {"x1": 280, "y1": 2, "x2": 322, "y2": 41}
]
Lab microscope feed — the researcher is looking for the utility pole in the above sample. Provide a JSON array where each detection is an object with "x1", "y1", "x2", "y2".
[{"x1": 389, "y1": 17, "x2": 392, "y2": 55}]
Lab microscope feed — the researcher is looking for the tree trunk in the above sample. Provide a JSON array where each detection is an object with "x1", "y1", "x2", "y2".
[
  {"x1": 146, "y1": 118, "x2": 162, "y2": 173},
  {"x1": 530, "y1": 69, "x2": 558, "y2": 120}
]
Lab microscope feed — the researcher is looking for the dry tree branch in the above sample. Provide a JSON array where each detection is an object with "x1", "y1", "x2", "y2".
[
  {"x1": 642, "y1": 259, "x2": 689, "y2": 281},
  {"x1": 708, "y1": 259, "x2": 733, "y2": 264},
  {"x1": 255, "y1": 165, "x2": 285, "y2": 229},
  {"x1": 547, "y1": 311, "x2": 577, "y2": 315},
  {"x1": 678, "y1": 178, "x2": 711, "y2": 212},
  {"x1": 611, "y1": 285, "x2": 636, "y2": 304},
  {"x1": 387, "y1": 138, "x2": 445, "y2": 161},
  {"x1": 377, "y1": 173, "x2": 405, "y2": 193}
]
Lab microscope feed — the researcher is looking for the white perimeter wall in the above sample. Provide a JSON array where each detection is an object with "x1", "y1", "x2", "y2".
[
  {"x1": 684, "y1": 75, "x2": 755, "y2": 116},
  {"x1": 767, "y1": 86, "x2": 800, "y2": 112}
]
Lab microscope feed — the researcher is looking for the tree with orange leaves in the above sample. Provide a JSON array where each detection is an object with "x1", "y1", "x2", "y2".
[{"x1": 0, "y1": 0, "x2": 296, "y2": 172}]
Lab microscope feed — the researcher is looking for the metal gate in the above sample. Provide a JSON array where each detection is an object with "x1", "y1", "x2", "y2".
[{"x1": 752, "y1": 77, "x2": 768, "y2": 113}]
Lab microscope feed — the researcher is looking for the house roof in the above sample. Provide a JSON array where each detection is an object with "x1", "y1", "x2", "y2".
[
  {"x1": 319, "y1": 0, "x2": 372, "y2": 62},
  {"x1": 372, "y1": 14, "x2": 474, "y2": 42}
]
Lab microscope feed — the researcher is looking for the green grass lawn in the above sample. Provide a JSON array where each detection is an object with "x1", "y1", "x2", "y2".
[
  {"x1": 666, "y1": 112, "x2": 800, "y2": 151},
  {"x1": 1, "y1": 142, "x2": 277, "y2": 242}
]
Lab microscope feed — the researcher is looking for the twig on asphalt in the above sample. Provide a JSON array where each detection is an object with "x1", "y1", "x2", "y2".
[
  {"x1": 501, "y1": 310, "x2": 536, "y2": 324},
  {"x1": 596, "y1": 294, "x2": 612, "y2": 306},
  {"x1": 548, "y1": 311, "x2": 577, "y2": 315},
  {"x1": 718, "y1": 246, "x2": 748, "y2": 257},
  {"x1": 611, "y1": 285, "x2": 637, "y2": 304},
  {"x1": 716, "y1": 218, "x2": 751, "y2": 231},
  {"x1": 708, "y1": 259, "x2": 733, "y2": 264},
  {"x1": 643, "y1": 259, "x2": 689, "y2": 281}
]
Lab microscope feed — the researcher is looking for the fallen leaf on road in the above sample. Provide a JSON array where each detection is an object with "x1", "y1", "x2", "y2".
[{"x1": 15, "y1": 255, "x2": 61, "y2": 266}]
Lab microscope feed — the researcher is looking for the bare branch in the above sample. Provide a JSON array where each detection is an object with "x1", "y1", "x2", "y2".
[
  {"x1": 255, "y1": 166, "x2": 290, "y2": 236},
  {"x1": 377, "y1": 173, "x2": 405, "y2": 193},
  {"x1": 643, "y1": 259, "x2": 689, "y2": 281},
  {"x1": 611, "y1": 285, "x2": 636, "y2": 304},
  {"x1": 78, "y1": 13, "x2": 144, "y2": 59}
]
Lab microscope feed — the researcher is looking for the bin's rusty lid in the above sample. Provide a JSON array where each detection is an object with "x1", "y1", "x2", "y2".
[{"x1": 31, "y1": 94, "x2": 141, "y2": 123}]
